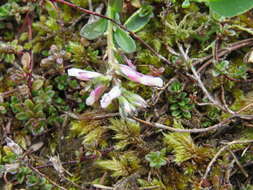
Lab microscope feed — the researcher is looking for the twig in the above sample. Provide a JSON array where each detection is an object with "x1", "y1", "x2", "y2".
[
  {"x1": 202, "y1": 140, "x2": 253, "y2": 181},
  {"x1": 132, "y1": 115, "x2": 235, "y2": 133},
  {"x1": 50, "y1": 0, "x2": 170, "y2": 65},
  {"x1": 221, "y1": 85, "x2": 235, "y2": 114},
  {"x1": 93, "y1": 184, "x2": 113, "y2": 190},
  {"x1": 228, "y1": 149, "x2": 248, "y2": 178},
  {"x1": 225, "y1": 158, "x2": 235, "y2": 185},
  {"x1": 36, "y1": 147, "x2": 114, "y2": 169},
  {"x1": 140, "y1": 186, "x2": 161, "y2": 190},
  {"x1": 28, "y1": 165, "x2": 67, "y2": 190},
  {"x1": 196, "y1": 38, "x2": 253, "y2": 73},
  {"x1": 177, "y1": 43, "x2": 226, "y2": 111},
  {"x1": 191, "y1": 65, "x2": 225, "y2": 111},
  {"x1": 132, "y1": 100, "x2": 253, "y2": 133},
  {"x1": 223, "y1": 74, "x2": 253, "y2": 83},
  {"x1": 193, "y1": 38, "x2": 253, "y2": 66}
]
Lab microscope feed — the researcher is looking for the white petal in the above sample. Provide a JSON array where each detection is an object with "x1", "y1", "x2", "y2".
[
  {"x1": 67, "y1": 68, "x2": 84, "y2": 77},
  {"x1": 141, "y1": 76, "x2": 163, "y2": 87},
  {"x1": 67, "y1": 68, "x2": 102, "y2": 81},
  {"x1": 100, "y1": 86, "x2": 121, "y2": 108},
  {"x1": 86, "y1": 96, "x2": 95, "y2": 106}
]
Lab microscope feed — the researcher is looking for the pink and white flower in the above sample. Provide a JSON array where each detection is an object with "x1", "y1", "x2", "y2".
[
  {"x1": 86, "y1": 85, "x2": 107, "y2": 106},
  {"x1": 68, "y1": 68, "x2": 102, "y2": 81},
  {"x1": 100, "y1": 85, "x2": 121, "y2": 108},
  {"x1": 118, "y1": 64, "x2": 163, "y2": 87}
]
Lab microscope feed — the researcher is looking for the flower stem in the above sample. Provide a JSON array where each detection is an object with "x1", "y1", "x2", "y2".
[{"x1": 107, "y1": 4, "x2": 117, "y2": 72}]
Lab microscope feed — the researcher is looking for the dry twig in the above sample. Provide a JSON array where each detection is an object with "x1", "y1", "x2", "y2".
[{"x1": 202, "y1": 140, "x2": 253, "y2": 182}]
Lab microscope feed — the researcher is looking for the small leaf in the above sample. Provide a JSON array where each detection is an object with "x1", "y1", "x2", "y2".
[
  {"x1": 113, "y1": 28, "x2": 136, "y2": 53},
  {"x1": 183, "y1": 111, "x2": 191, "y2": 119},
  {"x1": 170, "y1": 104, "x2": 179, "y2": 111},
  {"x1": 182, "y1": 0, "x2": 190, "y2": 8},
  {"x1": 44, "y1": 0, "x2": 58, "y2": 18},
  {"x1": 32, "y1": 80, "x2": 44, "y2": 91},
  {"x1": 170, "y1": 81, "x2": 182, "y2": 92},
  {"x1": 145, "y1": 151, "x2": 167, "y2": 168},
  {"x1": 0, "y1": 3, "x2": 12, "y2": 19},
  {"x1": 80, "y1": 18, "x2": 107, "y2": 40},
  {"x1": 16, "y1": 112, "x2": 30, "y2": 121},
  {"x1": 24, "y1": 99, "x2": 34, "y2": 110},
  {"x1": 172, "y1": 110, "x2": 181, "y2": 117},
  {"x1": 209, "y1": 0, "x2": 253, "y2": 17},
  {"x1": 21, "y1": 52, "x2": 31, "y2": 70},
  {"x1": 109, "y1": 0, "x2": 123, "y2": 12},
  {"x1": 124, "y1": 5, "x2": 153, "y2": 32}
]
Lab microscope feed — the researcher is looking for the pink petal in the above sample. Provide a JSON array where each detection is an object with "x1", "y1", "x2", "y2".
[
  {"x1": 100, "y1": 86, "x2": 121, "y2": 108},
  {"x1": 86, "y1": 85, "x2": 107, "y2": 106},
  {"x1": 68, "y1": 68, "x2": 102, "y2": 81},
  {"x1": 119, "y1": 64, "x2": 163, "y2": 87}
]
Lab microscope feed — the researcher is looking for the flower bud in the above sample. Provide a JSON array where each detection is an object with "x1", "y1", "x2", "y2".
[
  {"x1": 124, "y1": 91, "x2": 147, "y2": 108},
  {"x1": 100, "y1": 85, "x2": 121, "y2": 108},
  {"x1": 86, "y1": 85, "x2": 107, "y2": 106},
  {"x1": 118, "y1": 64, "x2": 163, "y2": 87},
  {"x1": 68, "y1": 68, "x2": 102, "y2": 81},
  {"x1": 118, "y1": 96, "x2": 137, "y2": 117}
]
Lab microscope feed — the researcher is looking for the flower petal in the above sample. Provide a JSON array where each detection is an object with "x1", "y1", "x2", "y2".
[
  {"x1": 68, "y1": 68, "x2": 102, "y2": 81},
  {"x1": 118, "y1": 64, "x2": 163, "y2": 87},
  {"x1": 86, "y1": 85, "x2": 107, "y2": 106},
  {"x1": 139, "y1": 75, "x2": 163, "y2": 87},
  {"x1": 100, "y1": 85, "x2": 121, "y2": 108}
]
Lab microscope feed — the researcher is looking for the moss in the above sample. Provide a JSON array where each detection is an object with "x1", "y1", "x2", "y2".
[{"x1": 1, "y1": 0, "x2": 253, "y2": 189}]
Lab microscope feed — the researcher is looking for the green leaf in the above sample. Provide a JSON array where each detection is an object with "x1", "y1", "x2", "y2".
[
  {"x1": 0, "y1": 3, "x2": 12, "y2": 19},
  {"x1": 32, "y1": 80, "x2": 44, "y2": 91},
  {"x1": 145, "y1": 151, "x2": 167, "y2": 168},
  {"x1": 170, "y1": 104, "x2": 179, "y2": 111},
  {"x1": 109, "y1": 0, "x2": 123, "y2": 12},
  {"x1": 170, "y1": 81, "x2": 182, "y2": 92},
  {"x1": 113, "y1": 28, "x2": 136, "y2": 53},
  {"x1": 80, "y1": 18, "x2": 107, "y2": 40},
  {"x1": 44, "y1": 0, "x2": 58, "y2": 18},
  {"x1": 182, "y1": 111, "x2": 191, "y2": 119},
  {"x1": 24, "y1": 99, "x2": 34, "y2": 110},
  {"x1": 182, "y1": 0, "x2": 191, "y2": 8},
  {"x1": 209, "y1": 0, "x2": 253, "y2": 17},
  {"x1": 172, "y1": 110, "x2": 181, "y2": 117},
  {"x1": 124, "y1": 5, "x2": 153, "y2": 32},
  {"x1": 16, "y1": 112, "x2": 30, "y2": 121}
]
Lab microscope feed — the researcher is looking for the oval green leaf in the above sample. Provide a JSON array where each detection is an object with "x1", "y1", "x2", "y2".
[
  {"x1": 113, "y1": 28, "x2": 136, "y2": 53},
  {"x1": 109, "y1": 0, "x2": 123, "y2": 12},
  {"x1": 124, "y1": 5, "x2": 153, "y2": 32},
  {"x1": 16, "y1": 112, "x2": 30, "y2": 121},
  {"x1": 209, "y1": 0, "x2": 253, "y2": 17},
  {"x1": 80, "y1": 18, "x2": 107, "y2": 40}
]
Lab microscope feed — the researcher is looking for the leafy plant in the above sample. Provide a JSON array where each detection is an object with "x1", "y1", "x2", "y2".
[
  {"x1": 168, "y1": 82, "x2": 194, "y2": 119},
  {"x1": 80, "y1": 0, "x2": 153, "y2": 53},
  {"x1": 212, "y1": 60, "x2": 229, "y2": 77},
  {"x1": 145, "y1": 149, "x2": 167, "y2": 168},
  {"x1": 109, "y1": 119, "x2": 144, "y2": 150},
  {"x1": 96, "y1": 152, "x2": 140, "y2": 177},
  {"x1": 163, "y1": 120, "x2": 212, "y2": 164}
]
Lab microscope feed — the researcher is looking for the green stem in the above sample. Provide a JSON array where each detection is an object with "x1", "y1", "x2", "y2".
[{"x1": 107, "y1": 5, "x2": 117, "y2": 72}]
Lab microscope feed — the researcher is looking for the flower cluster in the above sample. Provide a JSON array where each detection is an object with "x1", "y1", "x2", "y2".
[{"x1": 68, "y1": 64, "x2": 163, "y2": 117}]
